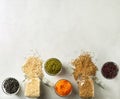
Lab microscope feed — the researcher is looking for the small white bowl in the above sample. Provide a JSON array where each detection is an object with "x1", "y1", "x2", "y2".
[{"x1": 2, "y1": 77, "x2": 20, "y2": 95}]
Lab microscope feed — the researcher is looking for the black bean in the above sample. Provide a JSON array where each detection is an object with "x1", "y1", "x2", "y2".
[{"x1": 101, "y1": 62, "x2": 119, "y2": 79}]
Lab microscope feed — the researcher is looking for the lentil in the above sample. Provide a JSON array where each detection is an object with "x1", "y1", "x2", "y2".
[{"x1": 54, "y1": 79, "x2": 72, "y2": 96}]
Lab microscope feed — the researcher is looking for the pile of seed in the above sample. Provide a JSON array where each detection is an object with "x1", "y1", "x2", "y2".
[
  {"x1": 72, "y1": 53, "x2": 98, "y2": 80},
  {"x1": 22, "y1": 56, "x2": 43, "y2": 79}
]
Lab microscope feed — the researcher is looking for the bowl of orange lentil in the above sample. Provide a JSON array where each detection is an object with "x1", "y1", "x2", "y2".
[{"x1": 54, "y1": 79, "x2": 73, "y2": 97}]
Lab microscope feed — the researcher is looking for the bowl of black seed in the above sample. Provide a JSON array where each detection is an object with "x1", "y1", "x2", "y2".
[{"x1": 2, "y1": 77, "x2": 20, "y2": 95}]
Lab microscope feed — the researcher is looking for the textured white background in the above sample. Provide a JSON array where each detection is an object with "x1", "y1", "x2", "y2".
[{"x1": 0, "y1": 0, "x2": 120, "y2": 99}]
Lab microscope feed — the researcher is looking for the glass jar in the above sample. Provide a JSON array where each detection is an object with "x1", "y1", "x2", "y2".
[
  {"x1": 44, "y1": 58, "x2": 62, "y2": 76},
  {"x1": 78, "y1": 76, "x2": 94, "y2": 98},
  {"x1": 101, "y1": 61, "x2": 119, "y2": 79},
  {"x1": 2, "y1": 77, "x2": 20, "y2": 95},
  {"x1": 54, "y1": 79, "x2": 72, "y2": 97}
]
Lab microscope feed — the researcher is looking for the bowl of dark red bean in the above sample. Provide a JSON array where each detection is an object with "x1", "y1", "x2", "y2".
[
  {"x1": 101, "y1": 62, "x2": 119, "y2": 79},
  {"x1": 2, "y1": 77, "x2": 20, "y2": 95}
]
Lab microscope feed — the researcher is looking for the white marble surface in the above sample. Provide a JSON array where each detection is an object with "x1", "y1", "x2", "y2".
[{"x1": 0, "y1": 0, "x2": 120, "y2": 99}]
